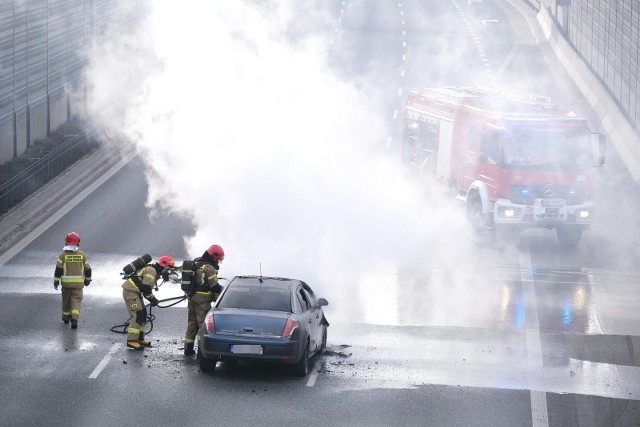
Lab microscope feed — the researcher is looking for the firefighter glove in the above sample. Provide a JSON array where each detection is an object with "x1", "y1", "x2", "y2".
[
  {"x1": 84, "y1": 278, "x2": 91, "y2": 287},
  {"x1": 53, "y1": 282, "x2": 59, "y2": 290},
  {"x1": 149, "y1": 296, "x2": 159, "y2": 306}
]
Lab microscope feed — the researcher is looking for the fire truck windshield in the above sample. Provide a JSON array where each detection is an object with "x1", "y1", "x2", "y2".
[{"x1": 500, "y1": 126, "x2": 591, "y2": 172}]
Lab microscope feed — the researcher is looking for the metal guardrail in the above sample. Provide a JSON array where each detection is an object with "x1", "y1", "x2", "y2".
[{"x1": 0, "y1": 129, "x2": 99, "y2": 213}]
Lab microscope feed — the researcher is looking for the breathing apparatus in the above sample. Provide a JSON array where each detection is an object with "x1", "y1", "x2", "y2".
[{"x1": 110, "y1": 255, "x2": 186, "y2": 335}]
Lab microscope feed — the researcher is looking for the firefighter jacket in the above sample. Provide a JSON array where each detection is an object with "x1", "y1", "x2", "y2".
[
  {"x1": 192, "y1": 261, "x2": 220, "y2": 299},
  {"x1": 121, "y1": 265, "x2": 158, "y2": 300},
  {"x1": 54, "y1": 247, "x2": 91, "y2": 289}
]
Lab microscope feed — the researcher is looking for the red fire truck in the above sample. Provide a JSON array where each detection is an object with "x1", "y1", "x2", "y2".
[{"x1": 402, "y1": 86, "x2": 606, "y2": 248}]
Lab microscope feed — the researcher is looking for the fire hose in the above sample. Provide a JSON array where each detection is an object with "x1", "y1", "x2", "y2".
[{"x1": 110, "y1": 267, "x2": 186, "y2": 334}]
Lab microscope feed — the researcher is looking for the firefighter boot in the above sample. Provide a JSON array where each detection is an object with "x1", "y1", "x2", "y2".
[
  {"x1": 127, "y1": 340, "x2": 144, "y2": 350},
  {"x1": 184, "y1": 342, "x2": 195, "y2": 356},
  {"x1": 71, "y1": 319, "x2": 78, "y2": 329},
  {"x1": 138, "y1": 332, "x2": 152, "y2": 347},
  {"x1": 62, "y1": 315, "x2": 70, "y2": 324}
]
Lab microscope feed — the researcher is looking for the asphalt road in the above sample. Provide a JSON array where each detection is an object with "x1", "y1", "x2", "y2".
[{"x1": 0, "y1": 1, "x2": 639, "y2": 426}]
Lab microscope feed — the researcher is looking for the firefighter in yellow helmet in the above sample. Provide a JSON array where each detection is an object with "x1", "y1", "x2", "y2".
[
  {"x1": 183, "y1": 245, "x2": 224, "y2": 356},
  {"x1": 54, "y1": 232, "x2": 92, "y2": 329},
  {"x1": 121, "y1": 255, "x2": 175, "y2": 350}
]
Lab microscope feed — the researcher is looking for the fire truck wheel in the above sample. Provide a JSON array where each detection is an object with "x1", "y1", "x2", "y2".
[
  {"x1": 468, "y1": 199, "x2": 487, "y2": 233},
  {"x1": 557, "y1": 226, "x2": 582, "y2": 248}
]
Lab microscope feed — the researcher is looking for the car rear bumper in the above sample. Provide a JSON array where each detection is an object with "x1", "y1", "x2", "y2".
[{"x1": 199, "y1": 334, "x2": 302, "y2": 364}]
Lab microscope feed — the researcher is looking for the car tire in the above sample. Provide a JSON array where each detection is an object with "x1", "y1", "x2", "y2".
[
  {"x1": 292, "y1": 341, "x2": 309, "y2": 377},
  {"x1": 468, "y1": 199, "x2": 484, "y2": 232},
  {"x1": 319, "y1": 325, "x2": 327, "y2": 354},
  {"x1": 198, "y1": 347, "x2": 217, "y2": 373}
]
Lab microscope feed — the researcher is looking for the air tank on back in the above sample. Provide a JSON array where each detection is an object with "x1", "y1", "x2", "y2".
[{"x1": 122, "y1": 254, "x2": 152, "y2": 277}]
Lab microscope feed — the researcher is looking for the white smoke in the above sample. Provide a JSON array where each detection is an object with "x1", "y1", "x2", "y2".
[{"x1": 83, "y1": 0, "x2": 474, "y2": 317}]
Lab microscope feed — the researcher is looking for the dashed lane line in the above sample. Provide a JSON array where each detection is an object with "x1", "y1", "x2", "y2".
[
  {"x1": 89, "y1": 343, "x2": 122, "y2": 379},
  {"x1": 306, "y1": 363, "x2": 321, "y2": 387},
  {"x1": 520, "y1": 248, "x2": 550, "y2": 427}
]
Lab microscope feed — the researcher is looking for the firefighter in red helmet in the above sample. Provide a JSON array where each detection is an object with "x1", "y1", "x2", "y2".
[
  {"x1": 53, "y1": 232, "x2": 92, "y2": 329},
  {"x1": 122, "y1": 255, "x2": 175, "y2": 350},
  {"x1": 183, "y1": 244, "x2": 224, "y2": 356}
]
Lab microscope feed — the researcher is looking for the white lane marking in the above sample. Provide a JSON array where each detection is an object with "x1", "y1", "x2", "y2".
[
  {"x1": 89, "y1": 343, "x2": 122, "y2": 379},
  {"x1": 493, "y1": 43, "x2": 518, "y2": 82},
  {"x1": 519, "y1": 250, "x2": 550, "y2": 427},
  {"x1": 306, "y1": 364, "x2": 320, "y2": 387},
  {"x1": 585, "y1": 270, "x2": 604, "y2": 334},
  {"x1": 0, "y1": 151, "x2": 134, "y2": 266}
]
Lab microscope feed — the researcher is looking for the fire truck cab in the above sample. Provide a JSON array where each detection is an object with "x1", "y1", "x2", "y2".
[{"x1": 402, "y1": 86, "x2": 606, "y2": 248}]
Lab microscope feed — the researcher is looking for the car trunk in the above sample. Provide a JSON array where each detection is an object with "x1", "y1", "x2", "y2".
[{"x1": 213, "y1": 308, "x2": 290, "y2": 338}]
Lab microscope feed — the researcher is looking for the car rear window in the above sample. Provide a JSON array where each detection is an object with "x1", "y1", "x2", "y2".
[{"x1": 218, "y1": 285, "x2": 292, "y2": 312}]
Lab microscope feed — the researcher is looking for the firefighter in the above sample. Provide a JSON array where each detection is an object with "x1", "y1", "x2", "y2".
[
  {"x1": 122, "y1": 255, "x2": 175, "y2": 350},
  {"x1": 54, "y1": 232, "x2": 92, "y2": 329},
  {"x1": 183, "y1": 244, "x2": 224, "y2": 356}
]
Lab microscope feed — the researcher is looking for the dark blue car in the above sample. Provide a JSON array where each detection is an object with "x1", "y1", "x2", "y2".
[{"x1": 198, "y1": 275, "x2": 329, "y2": 376}]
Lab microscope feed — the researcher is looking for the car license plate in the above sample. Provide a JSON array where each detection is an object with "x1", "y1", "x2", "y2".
[
  {"x1": 541, "y1": 198, "x2": 566, "y2": 207},
  {"x1": 546, "y1": 208, "x2": 559, "y2": 217},
  {"x1": 230, "y1": 344, "x2": 263, "y2": 355}
]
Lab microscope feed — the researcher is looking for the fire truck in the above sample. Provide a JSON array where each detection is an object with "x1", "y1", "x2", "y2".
[{"x1": 402, "y1": 86, "x2": 606, "y2": 248}]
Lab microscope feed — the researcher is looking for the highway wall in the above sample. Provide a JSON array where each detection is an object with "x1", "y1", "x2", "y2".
[
  {"x1": 0, "y1": 0, "x2": 132, "y2": 165},
  {"x1": 533, "y1": 0, "x2": 640, "y2": 181}
]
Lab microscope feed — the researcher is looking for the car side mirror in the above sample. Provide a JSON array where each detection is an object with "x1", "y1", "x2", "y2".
[{"x1": 317, "y1": 298, "x2": 329, "y2": 307}]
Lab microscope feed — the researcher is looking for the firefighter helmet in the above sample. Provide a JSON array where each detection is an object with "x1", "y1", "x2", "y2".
[
  {"x1": 206, "y1": 245, "x2": 225, "y2": 261},
  {"x1": 157, "y1": 255, "x2": 175, "y2": 268},
  {"x1": 65, "y1": 232, "x2": 80, "y2": 246}
]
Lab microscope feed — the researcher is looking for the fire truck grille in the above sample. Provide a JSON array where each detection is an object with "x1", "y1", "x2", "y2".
[{"x1": 510, "y1": 185, "x2": 586, "y2": 205}]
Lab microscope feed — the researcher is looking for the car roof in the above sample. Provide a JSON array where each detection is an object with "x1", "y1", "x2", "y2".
[{"x1": 230, "y1": 275, "x2": 302, "y2": 290}]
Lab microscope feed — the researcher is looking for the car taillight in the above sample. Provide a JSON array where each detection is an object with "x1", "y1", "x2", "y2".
[
  {"x1": 204, "y1": 311, "x2": 215, "y2": 333},
  {"x1": 281, "y1": 317, "x2": 300, "y2": 338}
]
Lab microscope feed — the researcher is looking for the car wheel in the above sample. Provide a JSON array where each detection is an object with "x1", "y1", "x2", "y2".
[
  {"x1": 467, "y1": 198, "x2": 495, "y2": 244},
  {"x1": 292, "y1": 341, "x2": 309, "y2": 377},
  {"x1": 467, "y1": 199, "x2": 482, "y2": 231},
  {"x1": 319, "y1": 325, "x2": 327, "y2": 354},
  {"x1": 198, "y1": 347, "x2": 216, "y2": 373}
]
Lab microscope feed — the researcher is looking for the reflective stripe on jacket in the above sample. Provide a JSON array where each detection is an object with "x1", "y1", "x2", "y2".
[
  {"x1": 55, "y1": 250, "x2": 90, "y2": 289},
  {"x1": 193, "y1": 263, "x2": 219, "y2": 294},
  {"x1": 122, "y1": 265, "x2": 158, "y2": 298}
]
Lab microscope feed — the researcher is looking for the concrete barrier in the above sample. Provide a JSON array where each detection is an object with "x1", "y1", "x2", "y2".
[{"x1": 536, "y1": 6, "x2": 640, "y2": 183}]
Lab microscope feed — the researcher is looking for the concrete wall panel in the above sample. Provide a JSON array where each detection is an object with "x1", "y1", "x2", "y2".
[
  {"x1": 15, "y1": 113, "x2": 28, "y2": 158},
  {"x1": 29, "y1": 103, "x2": 48, "y2": 145},
  {"x1": 50, "y1": 93, "x2": 69, "y2": 131},
  {"x1": 0, "y1": 119, "x2": 14, "y2": 164}
]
